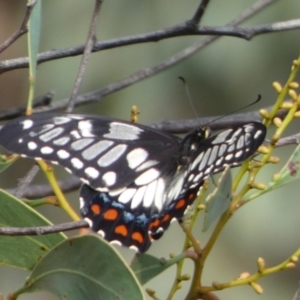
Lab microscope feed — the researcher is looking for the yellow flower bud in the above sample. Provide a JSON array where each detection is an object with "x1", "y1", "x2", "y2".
[
  {"x1": 273, "y1": 117, "x2": 282, "y2": 127},
  {"x1": 259, "y1": 109, "x2": 269, "y2": 119},
  {"x1": 289, "y1": 82, "x2": 299, "y2": 89},
  {"x1": 257, "y1": 257, "x2": 265, "y2": 271},
  {"x1": 273, "y1": 82, "x2": 282, "y2": 93},
  {"x1": 250, "y1": 282, "x2": 263, "y2": 294},
  {"x1": 288, "y1": 89, "x2": 298, "y2": 100}
]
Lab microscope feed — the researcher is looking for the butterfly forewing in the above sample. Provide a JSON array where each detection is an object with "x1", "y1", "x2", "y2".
[
  {"x1": 0, "y1": 113, "x2": 180, "y2": 191},
  {"x1": 0, "y1": 113, "x2": 266, "y2": 252}
]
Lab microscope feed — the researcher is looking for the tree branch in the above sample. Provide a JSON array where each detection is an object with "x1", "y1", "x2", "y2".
[
  {"x1": 1, "y1": 1, "x2": 298, "y2": 76},
  {"x1": 0, "y1": 91, "x2": 53, "y2": 121},
  {"x1": 0, "y1": 220, "x2": 88, "y2": 236}
]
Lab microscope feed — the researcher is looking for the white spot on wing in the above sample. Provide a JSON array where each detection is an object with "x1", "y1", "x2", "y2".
[
  {"x1": 28, "y1": 141, "x2": 37, "y2": 150},
  {"x1": 136, "y1": 160, "x2": 159, "y2": 172},
  {"x1": 228, "y1": 144, "x2": 235, "y2": 152},
  {"x1": 254, "y1": 130, "x2": 263, "y2": 139},
  {"x1": 168, "y1": 174, "x2": 184, "y2": 200},
  {"x1": 108, "y1": 187, "x2": 126, "y2": 197},
  {"x1": 235, "y1": 150, "x2": 243, "y2": 158},
  {"x1": 204, "y1": 165, "x2": 213, "y2": 175},
  {"x1": 97, "y1": 229, "x2": 105, "y2": 238},
  {"x1": 57, "y1": 149, "x2": 70, "y2": 159},
  {"x1": 131, "y1": 186, "x2": 147, "y2": 209},
  {"x1": 84, "y1": 217, "x2": 93, "y2": 228},
  {"x1": 71, "y1": 138, "x2": 94, "y2": 151},
  {"x1": 126, "y1": 148, "x2": 148, "y2": 169},
  {"x1": 208, "y1": 145, "x2": 219, "y2": 165},
  {"x1": 84, "y1": 167, "x2": 99, "y2": 179},
  {"x1": 211, "y1": 130, "x2": 231, "y2": 144},
  {"x1": 219, "y1": 144, "x2": 227, "y2": 156},
  {"x1": 232, "y1": 128, "x2": 242, "y2": 138},
  {"x1": 110, "y1": 240, "x2": 122, "y2": 247},
  {"x1": 79, "y1": 197, "x2": 85, "y2": 209},
  {"x1": 70, "y1": 130, "x2": 81, "y2": 139},
  {"x1": 104, "y1": 122, "x2": 144, "y2": 140},
  {"x1": 154, "y1": 178, "x2": 165, "y2": 211},
  {"x1": 97, "y1": 144, "x2": 127, "y2": 167},
  {"x1": 199, "y1": 148, "x2": 211, "y2": 171},
  {"x1": 118, "y1": 188, "x2": 136, "y2": 204},
  {"x1": 39, "y1": 127, "x2": 64, "y2": 142},
  {"x1": 53, "y1": 137, "x2": 70, "y2": 146},
  {"x1": 215, "y1": 157, "x2": 223, "y2": 166},
  {"x1": 143, "y1": 180, "x2": 157, "y2": 208},
  {"x1": 53, "y1": 116, "x2": 71, "y2": 125},
  {"x1": 82, "y1": 140, "x2": 114, "y2": 160},
  {"x1": 78, "y1": 120, "x2": 95, "y2": 137},
  {"x1": 237, "y1": 135, "x2": 244, "y2": 149},
  {"x1": 71, "y1": 157, "x2": 84, "y2": 169},
  {"x1": 102, "y1": 171, "x2": 117, "y2": 186},
  {"x1": 191, "y1": 152, "x2": 204, "y2": 171},
  {"x1": 21, "y1": 119, "x2": 33, "y2": 130},
  {"x1": 193, "y1": 172, "x2": 203, "y2": 183},
  {"x1": 225, "y1": 153, "x2": 233, "y2": 161},
  {"x1": 40, "y1": 146, "x2": 54, "y2": 154},
  {"x1": 30, "y1": 124, "x2": 54, "y2": 137},
  {"x1": 245, "y1": 125, "x2": 254, "y2": 133},
  {"x1": 135, "y1": 168, "x2": 160, "y2": 185}
]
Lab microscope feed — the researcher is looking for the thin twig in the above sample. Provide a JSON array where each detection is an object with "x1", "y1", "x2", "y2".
[
  {"x1": 189, "y1": 0, "x2": 211, "y2": 25},
  {"x1": 67, "y1": 0, "x2": 103, "y2": 112},
  {"x1": 14, "y1": 164, "x2": 40, "y2": 198},
  {"x1": 0, "y1": 220, "x2": 89, "y2": 236},
  {"x1": 0, "y1": 0, "x2": 37, "y2": 53}
]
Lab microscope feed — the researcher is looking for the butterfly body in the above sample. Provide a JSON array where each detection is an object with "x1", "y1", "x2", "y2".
[{"x1": 0, "y1": 113, "x2": 266, "y2": 252}]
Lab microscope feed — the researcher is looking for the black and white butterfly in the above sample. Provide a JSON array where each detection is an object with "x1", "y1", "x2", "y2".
[{"x1": 0, "y1": 113, "x2": 266, "y2": 252}]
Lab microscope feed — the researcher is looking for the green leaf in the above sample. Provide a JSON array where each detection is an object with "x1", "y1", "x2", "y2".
[
  {"x1": 246, "y1": 143, "x2": 300, "y2": 201},
  {"x1": 0, "y1": 154, "x2": 17, "y2": 173},
  {"x1": 28, "y1": 0, "x2": 41, "y2": 79},
  {"x1": 27, "y1": 0, "x2": 42, "y2": 109},
  {"x1": 203, "y1": 167, "x2": 232, "y2": 231},
  {"x1": 0, "y1": 189, "x2": 66, "y2": 270},
  {"x1": 14, "y1": 235, "x2": 145, "y2": 300},
  {"x1": 131, "y1": 252, "x2": 185, "y2": 285}
]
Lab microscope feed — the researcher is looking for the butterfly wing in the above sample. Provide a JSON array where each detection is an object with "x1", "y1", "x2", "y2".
[
  {"x1": 181, "y1": 122, "x2": 266, "y2": 192},
  {"x1": 0, "y1": 113, "x2": 181, "y2": 191}
]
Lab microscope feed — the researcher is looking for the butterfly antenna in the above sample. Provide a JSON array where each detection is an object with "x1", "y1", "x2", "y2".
[
  {"x1": 206, "y1": 94, "x2": 262, "y2": 126},
  {"x1": 179, "y1": 76, "x2": 199, "y2": 120}
]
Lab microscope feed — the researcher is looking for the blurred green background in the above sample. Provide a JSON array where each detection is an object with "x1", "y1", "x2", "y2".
[{"x1": 0, "y1": 0, "x2": 300, "y2": 299}]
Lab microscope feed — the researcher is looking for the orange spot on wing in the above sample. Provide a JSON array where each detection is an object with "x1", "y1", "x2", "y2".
[
  {"x1": 104, "y1": 209, "x2": 118, "y2": 220},
  {"x1": 188, "y1": 193, "x2": 195, "y2": 201},
  {"x1": 175, "y1": 199, "x2": 186, "y2": 209},
  {"x1": 115, "y1": 225, "x2": 128, "y2": 237},
  {"x1": 91, "y1": 204, "x2": 101, "y2": 215},
  {"x1": 162, "y1": 214, "x2": 171, "y2": 223},
  {"x1": 132, "y1": 232, "x2": 144, "y2": 244},
  {"x1": 149, "y1": 219, "x2": 160, "y2": 230}
]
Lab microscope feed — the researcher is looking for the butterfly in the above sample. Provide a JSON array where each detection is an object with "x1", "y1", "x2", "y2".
[{"x1": 0, "y1": 113, "x2": 266, "y2": 252}]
